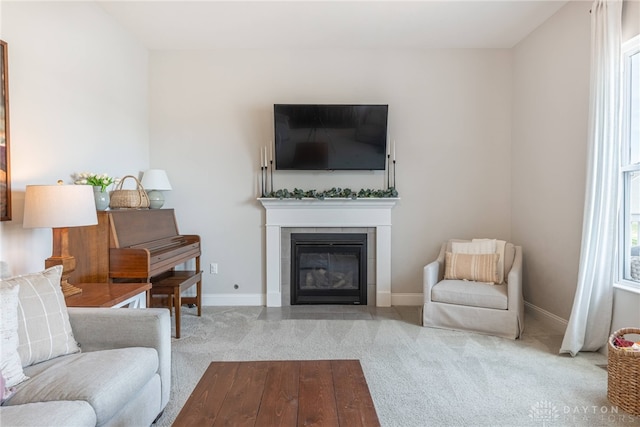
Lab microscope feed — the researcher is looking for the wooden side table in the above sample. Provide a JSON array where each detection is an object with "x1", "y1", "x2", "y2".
[{"x1": 65, "y1": 282, "x2": 151, "y2": 308}]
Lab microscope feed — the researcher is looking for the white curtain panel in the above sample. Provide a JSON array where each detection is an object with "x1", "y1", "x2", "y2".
[{"x1": 560, "y1": 0, "x2": 622, "y2": 357}]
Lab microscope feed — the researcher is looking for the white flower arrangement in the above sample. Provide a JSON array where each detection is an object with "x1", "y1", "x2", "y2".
[{"x1": 73, "y1": 172, "x2": 118, "y2": 192}]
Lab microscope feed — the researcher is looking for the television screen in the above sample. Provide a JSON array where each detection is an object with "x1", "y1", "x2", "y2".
[{"x1": 274, "y1": 104, "x2": 388, "y2": 170}]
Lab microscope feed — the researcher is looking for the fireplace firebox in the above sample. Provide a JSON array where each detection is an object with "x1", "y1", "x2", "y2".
[{"x1": 291, "y1": 233, "x2": 367, "y2": 305}]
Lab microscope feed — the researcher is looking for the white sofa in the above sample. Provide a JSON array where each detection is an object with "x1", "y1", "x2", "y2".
[{"x1": 1, "y1": 267, "x2": 171, "y2": 427}]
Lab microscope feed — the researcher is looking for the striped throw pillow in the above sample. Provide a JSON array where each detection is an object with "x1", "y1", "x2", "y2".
[{"x1": 444, "y1": 252, "x2": 500, "y2": 284}]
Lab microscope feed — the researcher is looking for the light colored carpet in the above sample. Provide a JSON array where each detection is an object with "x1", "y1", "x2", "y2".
[{"x1": 155, "y1": 306, "x2": 639, "y2": 427}]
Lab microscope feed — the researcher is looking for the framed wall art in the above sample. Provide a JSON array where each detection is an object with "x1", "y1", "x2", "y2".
[{"x1": 1, "y1": 40, "x2": 10, "y2": 221}]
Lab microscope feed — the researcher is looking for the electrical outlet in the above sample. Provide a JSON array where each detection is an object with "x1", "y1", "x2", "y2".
[{"x1": 210, "y1": 263, "x2": 218, "y2": 274}]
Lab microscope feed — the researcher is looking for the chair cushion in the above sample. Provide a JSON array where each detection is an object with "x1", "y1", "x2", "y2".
[
  {"x1": 431, "y1": 279, "x2": 508, "y2": 309},
  {"x1": 444, "y1": 252, "x2": 500, "y2": 283},
  {"x1": 12, "y1": 347, "x2": 158, "y2": 425}
]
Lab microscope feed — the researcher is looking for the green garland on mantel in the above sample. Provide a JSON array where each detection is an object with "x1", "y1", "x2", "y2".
[{"x1": 263, "y1": 187, "x2": 399, "y2": 200}]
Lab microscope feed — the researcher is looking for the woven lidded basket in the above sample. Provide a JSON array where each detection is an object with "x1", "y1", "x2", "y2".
[
  {"x1": 109, "y1": 175, "x2": 150, "y2": 209},
  {"x1": 607, "y1": 327, "x2": 640, "y2": 416}
]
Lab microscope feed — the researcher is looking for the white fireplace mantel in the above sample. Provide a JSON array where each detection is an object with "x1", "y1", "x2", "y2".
[{"x1": 259, "y1": 198, "x2": 399, "y2": 307}]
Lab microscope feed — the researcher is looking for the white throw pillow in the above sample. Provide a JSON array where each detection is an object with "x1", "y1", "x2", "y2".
[
  {"x1": 6, "y1": 266, "x2": 81, "y2": 367},
  {"x1": 0, "y1": 280, "x2": 29, "y2": 387},
  {"x1": 452, "y1": 240, "x2": 496, "y2": 255}
]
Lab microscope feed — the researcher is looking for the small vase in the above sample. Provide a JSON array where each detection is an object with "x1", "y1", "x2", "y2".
[{"x1": 93, "y1": 186, "x2": 110, "y2": 211}]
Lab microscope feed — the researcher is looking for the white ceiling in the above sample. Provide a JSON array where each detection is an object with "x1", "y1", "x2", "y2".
[{"x1": 97, "y1": 0, "x2": 571, "y2": 50}]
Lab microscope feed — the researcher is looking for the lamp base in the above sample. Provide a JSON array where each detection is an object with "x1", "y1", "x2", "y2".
[
  {"x1": 61, "y1": 280, "x2": 83, "y2": 297},
  {"x1": 45, "y1": 251, "x2": 82, "y2": 298},
  {"x1": 147, "y1": 190, "x2": 165, "y2": 209}
]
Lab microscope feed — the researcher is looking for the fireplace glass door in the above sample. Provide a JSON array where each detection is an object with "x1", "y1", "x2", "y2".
[{"x1": 291, "y1": 233, "x2": 367, "y2": 305}]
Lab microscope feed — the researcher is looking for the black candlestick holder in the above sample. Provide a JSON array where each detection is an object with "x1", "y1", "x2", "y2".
[
  {"x1": 270, "y1": 160, "x2": 274, "y2": 195},
  {"x1": 386, "y1": 154, "x2": 391, "y2": 189},
  {"x1": 392, "y1": 159, "x2": 396, "y2": 190}
]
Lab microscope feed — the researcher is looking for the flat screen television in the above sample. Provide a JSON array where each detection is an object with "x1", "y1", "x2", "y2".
[{"x1": 274, "y1": 104, "x2": 388, "y2": 170}]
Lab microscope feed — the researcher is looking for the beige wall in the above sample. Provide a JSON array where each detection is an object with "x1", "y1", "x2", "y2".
[
  {"x1": 511, "y1": 1, "x2": 591, "y2": 321},
  {"x1": 1, "y1": 1, "x2": 637, "y2": 323},
  {"x1": 513, "y1": 0, "x2": 640, "y2": 329},
  {"x1": 623, "y1": 0, "x2": 640, "y2": 42},
  {"x1": 0, "y1": 1, "x2": 149, "y2": 275},
  {"x1": 149, "y1": 48, "x2": 513, "y2": 303}
]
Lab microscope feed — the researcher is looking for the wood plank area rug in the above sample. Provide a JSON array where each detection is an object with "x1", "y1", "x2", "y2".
[{"x1": 172, "y1": 360, "x2": 380, "y2": 427}]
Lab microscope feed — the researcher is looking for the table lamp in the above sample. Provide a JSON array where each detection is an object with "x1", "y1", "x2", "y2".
[
  {"x1": 23, "y1": 182, "x2": 98, "y2": 297},
  {"x1": 141, "y1": 169, "x2": 172, "y2": 209}
]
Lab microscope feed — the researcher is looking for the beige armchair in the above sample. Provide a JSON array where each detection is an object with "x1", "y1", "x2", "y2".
[{"x1": 422, "y1": 239, "x2": 524, "y2": 339}]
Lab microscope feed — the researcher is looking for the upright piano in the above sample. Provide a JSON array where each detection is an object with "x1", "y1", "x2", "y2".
[
  {"x1": 108, "y1": 209, "x2": 200, "y2": 281},
  {"x1": 68, "y1": 209, "x2": 201, "y2": 338}
]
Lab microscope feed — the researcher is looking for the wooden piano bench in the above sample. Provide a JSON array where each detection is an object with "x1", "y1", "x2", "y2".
[{"x1": 149, "y1": 270, "x2": 202, "y2": 338}]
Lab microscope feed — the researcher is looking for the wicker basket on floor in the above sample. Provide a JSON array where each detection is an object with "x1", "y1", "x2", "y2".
[{"x1": 607, "y1": 327, "x2": 640, "y2": 416}]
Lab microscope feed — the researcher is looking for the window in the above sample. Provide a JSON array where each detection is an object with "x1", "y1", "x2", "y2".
[{"x1": 619, "y1": 34, "x2": 640, "y2": 288}]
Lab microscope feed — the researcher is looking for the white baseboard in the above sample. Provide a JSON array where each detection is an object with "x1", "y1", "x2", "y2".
[
  {"x1": 390, "y1": 293, "x2": 423, "y2": 306},
  {"x1": 524, "y1": 301, "x2": 568, "y2": 334},
  {"x1": 202, "y1": 293, "x2": 423, "y2": 307},
  {"x1": 202, "y1": 293, "x2": 265, "y2": 306}
]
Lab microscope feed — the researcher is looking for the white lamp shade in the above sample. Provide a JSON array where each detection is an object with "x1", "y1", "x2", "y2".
[
  {"x1": 141, "y1": 169, "x2": 172, "y2": 191},
  {"x1": 23, "y1": 185, "x2": 98, "y2": 228}
]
